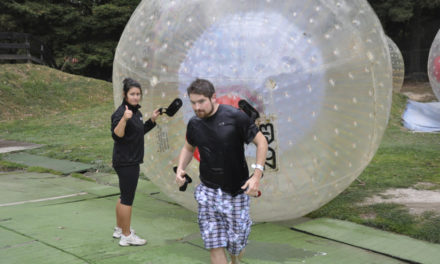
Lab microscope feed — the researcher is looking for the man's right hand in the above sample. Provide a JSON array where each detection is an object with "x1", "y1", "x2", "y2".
[
  {"x1": 175, "y1": 167, "x2": 186, "y2": 187},
  {"x1": 123, "y1": 105, "x2": 133, "y2": 120}
]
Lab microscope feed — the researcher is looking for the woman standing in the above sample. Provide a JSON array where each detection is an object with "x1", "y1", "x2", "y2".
[{"x1": 111, "y1": 78, "x2": 160, "y2": 246}]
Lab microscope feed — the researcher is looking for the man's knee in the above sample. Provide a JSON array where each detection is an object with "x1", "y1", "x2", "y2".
[{"x1": 210, "y1": 247, "x2": 225, "y2": 254}]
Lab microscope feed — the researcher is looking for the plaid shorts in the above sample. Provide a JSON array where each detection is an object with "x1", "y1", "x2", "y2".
[{"x1": 194, "y1": 183, "x2": 252, "y2": 255}]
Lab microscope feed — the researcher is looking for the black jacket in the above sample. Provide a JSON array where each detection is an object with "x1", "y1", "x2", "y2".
[{"x1": 111, "y1": 101, "x2": 156, "y2": 167}]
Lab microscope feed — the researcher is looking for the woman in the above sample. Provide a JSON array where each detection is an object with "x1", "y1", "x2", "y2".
[{"x1": 111, "y1": 78, "x2": 160, "y2": 246}]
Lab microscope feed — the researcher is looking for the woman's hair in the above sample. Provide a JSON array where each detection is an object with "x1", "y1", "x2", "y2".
[{"x1": 122, "y1": 78, "x2": 142, "y2": 97}]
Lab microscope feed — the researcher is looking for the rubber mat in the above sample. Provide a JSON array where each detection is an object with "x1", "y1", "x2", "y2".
[
  {"x1": 293, "y1": 218, "x2": 440, "y2": 264},
  {"x1": 3, "y1": 153, "x2": 93, "y2": 174}
]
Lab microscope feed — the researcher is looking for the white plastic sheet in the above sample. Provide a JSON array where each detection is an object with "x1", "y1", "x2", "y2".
[{"x1": 403, "y1": 100, "x2": 440, "y2": 132}]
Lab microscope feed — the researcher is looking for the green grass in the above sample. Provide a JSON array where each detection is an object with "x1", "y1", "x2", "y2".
[
  {"x1": 1, "y1": 64, "x2": 440, "y2": 243},
  {"x1": 0, "y1": 64, "x2": 112, "y2": 121},
  {"x1": 70, "y1": 172, "x2": 96, "y2": 182},
  {"x1": 27, "y1": 166, "x2": 63, "y2": 175},
  {"x1": 0, "y1": 103, "x2": 115, "y2": 172},
  {"x1": 308, "y1": 93, "x2": 440, "y2": 243},
  {"x1": 0, "y1": 64, "x2": 115, "y2": 172},
  {"x1": 0, "y1": 160, "x2": 27, "y2": 171}
]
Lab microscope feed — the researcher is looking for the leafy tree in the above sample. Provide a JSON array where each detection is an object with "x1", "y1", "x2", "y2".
[
  {"x1": 1, "y1": 1, "x2": 440, "y2": 79},
  {"x1": 369, "y1": 0, "x2": 440, "y2": 77},
  {"x1": 0, "y1": 0, "x2": 140, "y2": 80}
]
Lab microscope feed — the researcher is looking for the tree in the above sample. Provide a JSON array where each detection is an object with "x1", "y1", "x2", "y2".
[
  {"x1": 2, "y1": 1, "x2": 440, "y2": 80},
  {"x1": 0, "y1": 0, "x2": 140, "y2": 80},
  {"x1": 369, "y1": 0, "x2": 440, "y2": 78}
]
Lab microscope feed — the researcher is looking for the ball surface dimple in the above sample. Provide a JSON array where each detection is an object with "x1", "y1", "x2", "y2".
[{"x1": 386, "y1": 36, "x2": 405, "y2": 92}]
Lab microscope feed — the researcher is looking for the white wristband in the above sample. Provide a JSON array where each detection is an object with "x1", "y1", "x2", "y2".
[{"x1": 251, "y1": 163, "x2": 264, "y2": 172}]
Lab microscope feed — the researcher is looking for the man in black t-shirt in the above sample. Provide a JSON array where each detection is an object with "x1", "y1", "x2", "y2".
[{"x1": 176, "y1": 79, "x2": 268, "y2": 264}]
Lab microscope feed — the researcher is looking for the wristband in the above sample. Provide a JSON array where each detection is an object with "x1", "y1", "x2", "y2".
[{"x1": 251, "y1": 163, "x2": 264, "y2": 172}]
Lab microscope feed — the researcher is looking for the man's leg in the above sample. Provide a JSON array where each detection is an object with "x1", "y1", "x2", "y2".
[
  {"x1": 210, "y1": 248, "x2": 228, "y2": 264},
  {"x1": 230, "y1": 255, "x2": 239, "y2": 264},
  {"x1": 229, "y1": 249, "x2": 245, "y2": 264},
  {"x1": 196, "y1": 184, "x2": 229, "y2": 263},
  {"x1": 225, "y1": 192, "x2": 251, "y2": 264}
]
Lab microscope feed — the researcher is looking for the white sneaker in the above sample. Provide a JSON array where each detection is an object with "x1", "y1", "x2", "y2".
[
  {"x1": 113, "y1": 226, "x2": 134, "y2": 238},
  {"x1": 119, "y1": 232, "x2": 147, "y2": 246}
]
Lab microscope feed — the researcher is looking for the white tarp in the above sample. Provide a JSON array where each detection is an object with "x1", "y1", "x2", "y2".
[{"x1": 402, "y1": 100, "x2": 440, "y2": 132}]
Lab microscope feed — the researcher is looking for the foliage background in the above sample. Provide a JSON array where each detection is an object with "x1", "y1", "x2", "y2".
[{"x1": 1, "y1": 0, "x2": 440, "y2": 81}]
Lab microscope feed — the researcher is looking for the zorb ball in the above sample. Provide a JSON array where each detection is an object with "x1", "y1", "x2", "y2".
[
  {"x1": 428, "y1": 30, "x2": 440, "y2": 100},
  {"x1": 113, "y1": 0, "x2": 393, "y2": 222},
  {"x1": 386, "y1": 36, "x2": 405, "y2": 92}
]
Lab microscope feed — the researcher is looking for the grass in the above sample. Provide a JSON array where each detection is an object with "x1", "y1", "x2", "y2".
[
  {"x1": 308, "y1": 93, "x2": 440, "y2": 243},
  {"x1": 0, "y1": 64, "x2": 440, "y2": 243},
  {"x1": 0, "y1": 160, "x2": 27, "y2": 171},
  {"x1": 26, "y1": 166, "x2": 63, "y2": 175},
  {"x1": 0, "y1": 64, "x2": 115, "y2": 172},
  {"x1": 0, "y1": 64, "x2": 112, "y2": 121},
  {"x1": 0, "y1": 102, "x2": 115, "y2": 171},
  {"x1": 70, "y1": 172, "x2": 96, "y2": 182}
]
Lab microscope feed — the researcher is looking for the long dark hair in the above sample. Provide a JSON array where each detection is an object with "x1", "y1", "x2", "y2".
[{"x1": 122, "y1": 78, "x2": 142, "y2": 98}]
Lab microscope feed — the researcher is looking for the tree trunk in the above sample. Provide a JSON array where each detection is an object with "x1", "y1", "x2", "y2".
[{"x1": 406, "y1": 6, "x2": 426, "y2": 79}]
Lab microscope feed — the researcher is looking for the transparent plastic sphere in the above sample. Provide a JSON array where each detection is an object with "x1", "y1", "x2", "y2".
[
  {"x1": 428, "y1": 30, "x2": 440, "y2": 101},
  {"x1": 386, "y1": 36, "x2": 405, "y2": 92},
  {"x1": 113, "y1": 0, "x2": 393, "y2": 222}
]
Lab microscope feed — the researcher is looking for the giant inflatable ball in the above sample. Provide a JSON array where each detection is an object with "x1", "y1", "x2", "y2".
[
  {"x1": 386, "y1": 36, "x2": 405, "y2": 92},
  {"x1": 428, "y1": 30, "x2": 440, "y2": 100},
  {"x1": 113, "y1": 0, "x2": 393, "y2": 221}
]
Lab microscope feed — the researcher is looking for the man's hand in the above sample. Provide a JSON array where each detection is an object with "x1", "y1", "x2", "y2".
[
  {"x1": 175, "y1": 167, "x2": 186, "y2": 187},
  {"x1": 123, "y1": 105, "x2": 133, "y2": 121},
  {"x1": 241, "y1": 170, "x2": 262, "y2": 197}
]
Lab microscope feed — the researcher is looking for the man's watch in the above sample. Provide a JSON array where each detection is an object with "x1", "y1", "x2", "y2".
[{"x1": 251, "y1": 163, "x2": 265, "y2": 172}]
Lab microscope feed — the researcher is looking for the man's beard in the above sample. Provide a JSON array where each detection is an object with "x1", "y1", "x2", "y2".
[{"x1": 195, "y1": 100, "x2": 214, "y2": 118}]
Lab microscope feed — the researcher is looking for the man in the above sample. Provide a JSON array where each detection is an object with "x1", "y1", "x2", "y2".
[{"x1": 175, "y1": 79, "x2": 268, "y2": 264}]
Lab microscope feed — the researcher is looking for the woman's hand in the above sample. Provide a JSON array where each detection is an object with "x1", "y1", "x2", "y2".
[
  {"x1": 151, "y1": 108, "x2": 161, "y2": 122},
  {"x1": 123, "y1": 105, "x2": 133, "y2": 121}
]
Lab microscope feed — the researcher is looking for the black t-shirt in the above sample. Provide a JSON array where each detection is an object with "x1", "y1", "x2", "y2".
[{"x1": 186, "y1": 104, "x2": 259, "y2": 195}]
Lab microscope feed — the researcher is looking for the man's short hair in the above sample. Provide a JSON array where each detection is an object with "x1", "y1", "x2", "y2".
[{"x1": 187, "y1": 78, "x2": 215, "y2": 98}]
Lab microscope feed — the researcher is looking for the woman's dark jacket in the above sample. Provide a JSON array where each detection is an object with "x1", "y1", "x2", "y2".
[{"x1": 111, "y1": 101, "x2": 156, "y2": 167}]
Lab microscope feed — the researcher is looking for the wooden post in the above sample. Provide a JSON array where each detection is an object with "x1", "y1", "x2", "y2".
[
  {"x1": 40, "y1": 44, "x2": 44, "y2": 63},
  {"x1": 25, "y1": 35, "x2": 31, "y2": 63}
]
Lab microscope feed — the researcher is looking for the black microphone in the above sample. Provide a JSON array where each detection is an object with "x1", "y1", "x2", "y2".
[
  {"x1": 160, "y1": 98, "x2": 183, "y2": 117},
  {"x1": 238, "y1": 99, "x2": 260, "y2": 122}
]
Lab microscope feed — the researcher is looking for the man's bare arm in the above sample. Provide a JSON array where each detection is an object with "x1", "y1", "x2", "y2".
[
  {"x1": 242, "y1": 131, "x2": 268, "y2": 195},
  {"x1": 175, "y1": 141, "x2": 195, "y2": 186}
]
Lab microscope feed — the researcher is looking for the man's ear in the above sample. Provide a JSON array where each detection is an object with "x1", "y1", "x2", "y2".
[{"x1": 211, "y1": 93, "x2": 217, "y2": 103}]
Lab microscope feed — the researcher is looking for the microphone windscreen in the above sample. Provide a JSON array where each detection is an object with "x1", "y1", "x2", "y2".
[
  {"x1": 238, "y1": 99, "x2": 260, "y2": 122},
  {"x1": 165, "y1": 98, "x2": 183, "y2": 117}
]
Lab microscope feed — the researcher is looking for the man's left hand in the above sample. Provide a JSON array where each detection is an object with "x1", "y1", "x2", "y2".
[{"x1": 241, "y1": 170, "x2": 262, "y2": 197}]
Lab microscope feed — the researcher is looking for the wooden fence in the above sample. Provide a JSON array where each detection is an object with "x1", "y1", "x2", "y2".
[{"x1": 0, "y1": 32, "x2": 56, "y2": 67}]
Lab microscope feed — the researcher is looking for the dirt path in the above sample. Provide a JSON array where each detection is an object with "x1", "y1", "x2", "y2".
[
  {"x1": 361, "y1": 187, "x2": 440, "y2": 215},
  {"x1": 0, "y1": 139, "x2": 43, "y2": 153},
  {"x1": 400, "y1": 81, "x2": 437, "y2": 102}
]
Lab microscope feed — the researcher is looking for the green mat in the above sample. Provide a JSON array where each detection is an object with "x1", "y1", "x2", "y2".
[
  {"x1": 0, "y1": 171, "x2": 119, "y2": 206},
  {"x1": 293, "y1": 218, "x2": 440, "y2": 264},
  {"x1": 0, "y1": 228, "x2": 87, "y2": 264},
  {"x1": 0, "y1": 170, "x2": 428, "y2": 263},
  {"x1": 3, "y1": 153, "x2": 93, "y2": 174}
]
